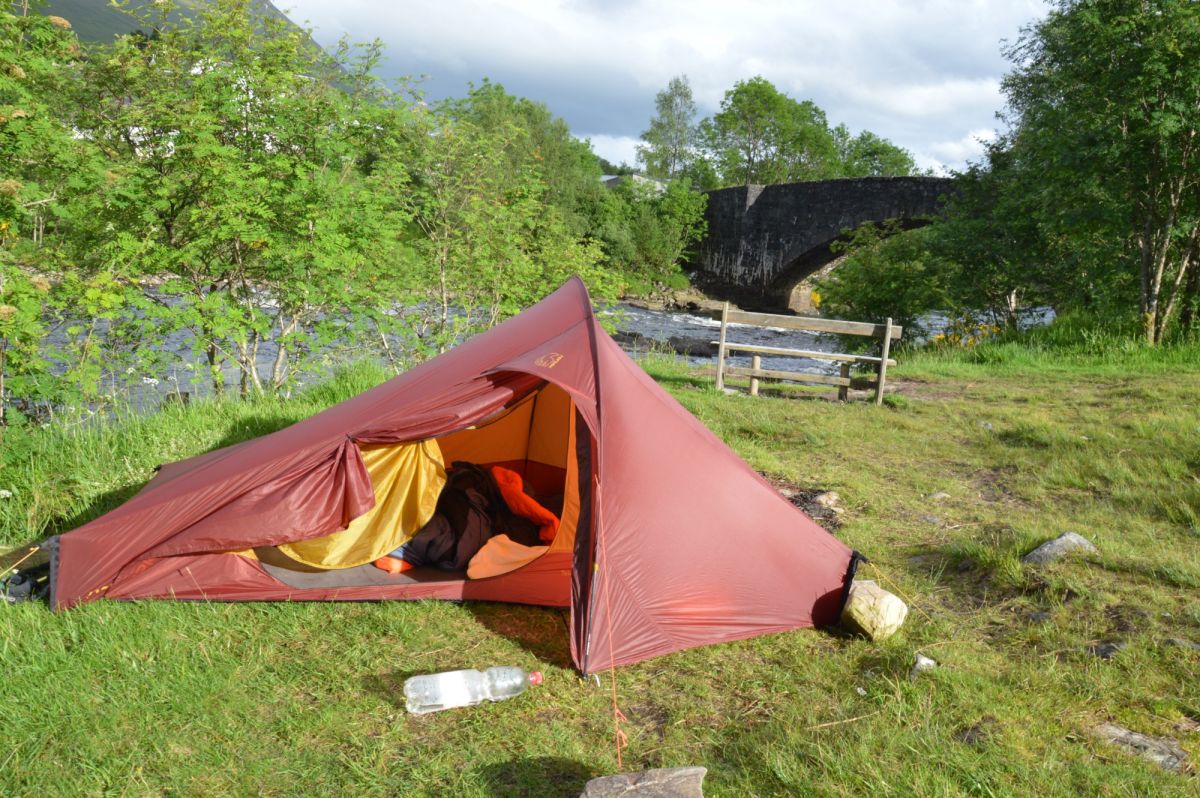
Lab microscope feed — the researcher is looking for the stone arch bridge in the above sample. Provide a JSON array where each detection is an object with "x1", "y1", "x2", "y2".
[{"x1": 692, "y1": 177, "x2": 955, "y2": 311}]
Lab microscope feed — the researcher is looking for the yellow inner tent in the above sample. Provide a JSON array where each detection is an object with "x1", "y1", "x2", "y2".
[
  {"x1": 275, "y1": 439, "x2": 447, "y2": 568},
  {"x1": 262, "y1": 382, "x2": 579, "y2": 574}
]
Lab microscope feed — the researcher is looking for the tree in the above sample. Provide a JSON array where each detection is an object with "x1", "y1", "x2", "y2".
[
  {"x1": 700, "y1": 76, "x2": 839, "y2": 185},
  {"x1": 445, "y1": 80, "x2": 609, "y2": 240},
  {"x1": 0, "y1": 3, "x2": 101, "y2": 422},
  {"x1": 593, "y1": 178, "x2": 707, "y2": 295},
  {"x1": 832, "y1": 126, "x2": 918, "y2": 178},
  {"x1": 1001, "y1": 0, "x2": 1200, "y2": 343},
  {"x1": 814, "y1": 221, "x2": 952, "y2": 340},
  {"x1": 68, "y1": 0, "x2": 413, "y2": 395},
  {"x1": 637, "y1": 75, "x2": 697, "y2": 180}
]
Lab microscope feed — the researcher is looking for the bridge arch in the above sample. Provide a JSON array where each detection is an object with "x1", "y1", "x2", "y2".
[{"x1": 692, "y1": 177, "x2": 954, "y2": 312}]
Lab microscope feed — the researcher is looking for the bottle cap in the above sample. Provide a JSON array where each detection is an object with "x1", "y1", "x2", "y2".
[{"x1": 529, "y1": 670, "x2": 543, "y2": 686}]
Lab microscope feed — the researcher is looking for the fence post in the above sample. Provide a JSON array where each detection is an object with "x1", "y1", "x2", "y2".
[
  {"x1": 716, "y1": 301, "x2": 729, "y2": 391},
  {"x1": 875, "y1": 317, "x2": 893, "y2": 406},
  {"x1": 749, "y1": 355, "x2": 761, "y2": 396},
  {"x1": 838, "y1": 363, "x2": 850, "y2": 402}
]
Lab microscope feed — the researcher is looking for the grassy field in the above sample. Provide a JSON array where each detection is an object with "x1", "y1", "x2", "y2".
[{"x1": 1, "y1": 341, "x2": 1198, "y2": 796}]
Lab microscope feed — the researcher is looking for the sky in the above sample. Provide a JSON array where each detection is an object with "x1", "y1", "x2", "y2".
[{"x1": 279, "y1": 0, "x2": 1052, "y2": 175}]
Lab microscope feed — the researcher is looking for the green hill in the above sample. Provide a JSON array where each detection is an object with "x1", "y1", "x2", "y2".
[{"x1": 25, "y1": 0, "x2": 305, "y2": 43}]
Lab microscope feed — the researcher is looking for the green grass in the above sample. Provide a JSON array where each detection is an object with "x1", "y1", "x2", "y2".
[{"x1": 2, "y1": 352, "x2": 1199, "y2": 796}]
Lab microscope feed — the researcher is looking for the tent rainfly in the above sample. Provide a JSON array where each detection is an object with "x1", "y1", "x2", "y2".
[{"x1": 48, "y1": 278, "x2": 862, "y2": 673}]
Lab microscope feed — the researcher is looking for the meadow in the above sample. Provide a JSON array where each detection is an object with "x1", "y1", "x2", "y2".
[{"x1": 1, "y1": 338, "x2": 1198, "y2": 796}]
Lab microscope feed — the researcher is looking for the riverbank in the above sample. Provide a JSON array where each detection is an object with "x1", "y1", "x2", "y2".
[{"x1": 1, "y1": 350, "x2": 1198, "y2": 795}]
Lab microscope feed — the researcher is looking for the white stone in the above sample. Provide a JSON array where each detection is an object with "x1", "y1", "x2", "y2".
[
  {"x1": 1022, "y1": 532, "x2": 1098, "y2": 565},
  {"x1": 910, "y1": 653, "x2": 938, "y2": 680},
  {"x1": 581, "y1": 767, "x2": 707, "y2": 797},
  {"x1": 841, "y1": 580, "x2": 908, "y2": 641},
  {"x1": 1092, "y1": 724, "x2": 1187, "y2": 771}
]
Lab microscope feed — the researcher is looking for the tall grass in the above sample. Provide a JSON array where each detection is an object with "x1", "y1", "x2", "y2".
[{"x1": 904, "y1": 312, "x2": 1200, "y2": 375}]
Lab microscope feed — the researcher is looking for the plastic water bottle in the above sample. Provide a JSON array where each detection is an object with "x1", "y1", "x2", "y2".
[{"x1": 404, "y1": 667, "x2": 543, "y2": 714}]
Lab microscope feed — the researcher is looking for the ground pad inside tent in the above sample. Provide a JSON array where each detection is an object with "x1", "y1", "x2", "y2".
[{"x1": 255, "y1": 547, "x2": 467, "y2": 589}]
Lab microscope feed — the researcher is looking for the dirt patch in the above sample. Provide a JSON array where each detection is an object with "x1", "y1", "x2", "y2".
[
  {"x1": 970, "y1": 465, "x2": 1024, "y2": 505},
  {"x1": 762, "y1": 475, "x2": 843, "y2": 531},
  {"x1": 886, "y1": 377, "x2": 966, "y2": 402}
]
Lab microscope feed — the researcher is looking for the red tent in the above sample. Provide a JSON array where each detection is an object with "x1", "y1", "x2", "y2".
[{"x1": 51, "y1": 278, "x2": 858, "y2": 673}]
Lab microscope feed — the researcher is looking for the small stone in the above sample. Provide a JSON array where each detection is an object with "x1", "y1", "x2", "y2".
[
  {"x1": 1088, "y1": 641, "x2": 1125, "y2": 660},
  {"x1": 980, "y1": 422, "x2": 994, "y2": 431},
  {"x1": 1163, "y1": 638, "x2": 1200, "y2": 652},
  {"x1": 581, "y1": 766, "x2": 707, "y2": 798},
  {"x1": 928, "y1": 491, "x2": 951, "y2": 502},
  {"x1": 910, "y1": 653, "x2": 937, "y2": 680},
  {"x1": 814, "y1": 491, "x2": 841, "y2": 510},
  {"x1": 920, "y1": 515, "x2": 941, "y2": 525},
  {"x1": 1022, "y1": 532, "x2": 1098, "y2": 565},
  {"x1": 1092, "y1": 723, "x2": 1187, "y2": 771},
  {"x1": 855, "y1": 686, "x2": 868, "y2": 696},
  {"x1": 1027, "y1": 611, "x2": 1052, "y2": 624}
]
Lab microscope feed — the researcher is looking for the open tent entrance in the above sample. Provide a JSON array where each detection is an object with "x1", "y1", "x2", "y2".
[{"x1": 249, "y1": 380, "x2": 584, "y2": 593}]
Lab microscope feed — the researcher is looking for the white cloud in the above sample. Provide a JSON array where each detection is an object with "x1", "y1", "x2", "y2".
[
  {"x1": 581, "y1": 134, "x2": 641, "y2": 169},
  {"x1": 918, "y1": 128, "x2": 1000, "y2": 173},
  {"x1": 281, "y1": 0, "x2": 1051, "y2": 171}
]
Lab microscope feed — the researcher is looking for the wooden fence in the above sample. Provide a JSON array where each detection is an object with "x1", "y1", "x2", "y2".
[{"x1": 714, "y1": 303, "x2": 903, "y2": 405}]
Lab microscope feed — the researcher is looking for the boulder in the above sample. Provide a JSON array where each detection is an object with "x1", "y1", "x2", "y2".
[
  {"x1": 841, "y1": 580, "x2": 908, "y2": 641},
  {"x1": 581, "y1": 767, "x2": 707, "y2": 798},
  {"x1": 1022, "y1": 532, "x2": 1098, "y2": 565},
  {"x1": 1092, "y1": 723, "x2": 1187, "y2": 771}
]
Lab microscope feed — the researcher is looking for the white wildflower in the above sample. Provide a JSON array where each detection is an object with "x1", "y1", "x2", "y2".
[
  {"x1": 0, "y1": 489, "x2": 12, "y2": 499},
  {"x1": 125, "y1": 366, "x2": 135, "y2": 375},
  {"x1": 142, "y1": 377, "x2": 159, "y2": 386}
]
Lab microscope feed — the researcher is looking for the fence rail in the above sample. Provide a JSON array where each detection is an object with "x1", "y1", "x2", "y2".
[{"x1": 714, "y1": 303, "x2": 902, "y2": 404}]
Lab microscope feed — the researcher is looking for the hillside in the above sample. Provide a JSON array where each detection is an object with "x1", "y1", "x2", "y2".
[{"x1": 29, "y1": 0, "x2": 304, "y2": 42}]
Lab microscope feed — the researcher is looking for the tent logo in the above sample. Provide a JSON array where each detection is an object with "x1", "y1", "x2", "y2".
[{"x1": 535, "y1": 352, "x2": 564, "y2": 369}]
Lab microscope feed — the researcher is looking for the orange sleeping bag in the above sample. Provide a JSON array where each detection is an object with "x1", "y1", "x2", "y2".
[{"x1": 490, "y1": 466, "x2": 559, "y2": 543}]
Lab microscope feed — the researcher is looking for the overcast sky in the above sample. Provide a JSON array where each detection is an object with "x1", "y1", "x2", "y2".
[{"x1": 279, "y1": 0, "x2": 1051, "y2": 174}]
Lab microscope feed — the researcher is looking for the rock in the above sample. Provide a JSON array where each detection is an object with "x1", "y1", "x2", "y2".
[
  {"x1": 841, "y1": 580, "x2": 908, "y2": 641},
  {"x1": 1027, "y1": 611, "x2": 1052, "y2": 624},
  {"x1": 1088, "y1": 641, "x2": 1126, "y2": 660},
  {"x1": 855, "y1": 686, "x2": 868, "y2": 697},
  {"x1": 979, "y1": 421, "x2": 994, "y2": 431},
  {"x1": 1163, "y1": 638, "x2": 1200, "y2": 652},
  {"x1": 814, "y1": 491, "x2": 841, "y2": 511},
  {"x1": 919, "y1": 515, "x2": 941, "y2": 526},
  {"x1": 928, "y1": 491, "x2": 951, "y2": 502},
  {"x1": 910, "y1": 653, "x2": 938, "y2": 680},
  {"x1": 720, "y1": 387, "x2": 739, "y2": 396},
  {"x1": 581, "y1": 766, "x2": 707, "y2": 798},
  {"x1": 1092, "y1": 723, "x2": 1187, "y2": 771},
  {"x1": 1022, "y1": 532, "x2": 1098, "y2": 565}
]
